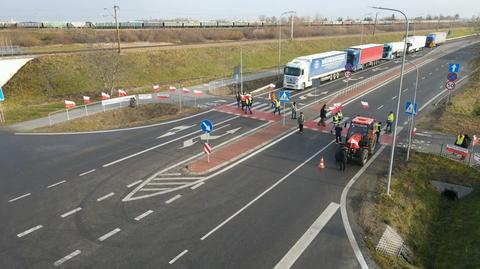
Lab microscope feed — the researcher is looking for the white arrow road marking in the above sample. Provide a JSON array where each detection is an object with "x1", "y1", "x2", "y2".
[
  {"x1": 182, "y1": 124, "x2": 232, "y2": 147},
  {"x1": 180, "y1": 138, "x2": 199, "y2": 149},
  {"x1": 200, "y1": 127, "x2": 242, "y2": 140},
  {"x1": 157, "y1": 125, "x2": 195, "y2": 139},
  {"x1": 299, "y1": 95, "x2": 308, "y2": 100},
  {"x1": 321, "y1": 91, "x2": 329, "y2": 95}
]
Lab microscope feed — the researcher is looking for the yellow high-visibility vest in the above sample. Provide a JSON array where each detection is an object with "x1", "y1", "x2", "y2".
[
  {"x1": 276, "y1": 100, "x2": 281, "y2": 107},
  {"x1": 388, "y1": 113, "x2": 394, "y2": 122},
  {"x1": 456, "y1": 135, "x2": 465, "y2": 145}
]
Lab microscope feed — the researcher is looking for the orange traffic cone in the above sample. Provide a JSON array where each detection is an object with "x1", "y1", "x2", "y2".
[{"x1": 318, "y1": 157, "x2": 325, "y2": 169}]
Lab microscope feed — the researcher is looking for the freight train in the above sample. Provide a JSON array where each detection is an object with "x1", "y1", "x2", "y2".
[{"x1": 0, "y1": 19, "x2": 457, "y2": 29}]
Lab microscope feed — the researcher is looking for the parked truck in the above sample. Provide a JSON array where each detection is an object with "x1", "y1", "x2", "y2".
[
  {"x1": 346, "y1": 44, "x2": 384, "y2": 71},
  {"x1": 383, "y1": 42, "x2": 405, "y2": 60},
  {"x1": 405, "y1": 35, "x2": 427, "y2": 53},
  {"x1": 283, "y1": 51, "x2": 347, "y2": 90},
  {"x1": 425, "y1": 32, "x2": 447, "y2": 47}
]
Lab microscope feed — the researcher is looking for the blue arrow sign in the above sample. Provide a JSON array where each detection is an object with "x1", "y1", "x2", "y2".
[
  {"x1": 449, "y1": 63, "x2": 460, "y2": 73},
  {"x1": 0, "y1": 87, "x2": 4, "y2": 102},
  {"x1": 200, "y1": 119, "x2": 213, "y2": 133},
  {"x1": 279, "y1": 90, "x2": 291, "y2": 103},
  {"x1": 405, "y1": 101, "x2": 417, "y2": 116},
  {"x1": 447, "y1": 72, "x2": 458, "y2": 81}
]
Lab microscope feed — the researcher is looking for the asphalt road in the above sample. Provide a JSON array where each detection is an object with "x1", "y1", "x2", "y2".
[{"x1": 0, "y1": 36, "x2": 478, "y2": 269}]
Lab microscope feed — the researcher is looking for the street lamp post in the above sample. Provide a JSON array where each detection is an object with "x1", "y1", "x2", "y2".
[
  {"x1": 372, "y1": 6, "x2": 409, "y2": 196},
  {"x1": 406, "y1": 61, "x2": 419, "y2": 161},
  {"x1": 277, "y1": 11, "x2": 296, "y2": 84}
]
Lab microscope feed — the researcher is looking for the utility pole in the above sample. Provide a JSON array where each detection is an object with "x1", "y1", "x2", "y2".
[
  {"x1": 373, "y1": 12, "x2": 378, "y2": 36},
  {"x1": 113, "y1": 5, "x2": 121, "y2": 53},
  {"x1": 290, "y1": 15, "x2": 294, "y2": 40},
  {"x1": 240, "y1": 47, "x2": 243, "y2": 94}
]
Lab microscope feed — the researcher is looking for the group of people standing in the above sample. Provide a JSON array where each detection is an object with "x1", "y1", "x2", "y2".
[{"x1": 236, "y1": 91, "x2": 253, "y2": 114}]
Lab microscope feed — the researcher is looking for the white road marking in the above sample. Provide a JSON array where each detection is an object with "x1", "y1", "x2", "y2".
[
  {"x1": 97, "y1": 192, "x2": 115, "y2": 202},
  {"x1": 429, "y1": 72, "x2": 432, "y2": 75},
  {"x1": 60, "y1": 207, "x2": 82, "y2": 218},
  {"x1": 169, "y1": 249, "x2": 188, "y2": 264},
  {"x1": 79, "y1": 169, "x2": 96, "y2": 177},
  {"x1": 165, "y1": 194, "x2": 182, "y2": 204},
  {"x1": 200, "y1": 140, "x2": 335, "y2": 241},
  {"x1": 153, "y1": 177, "x2": 202, "y2": 181},
  {"x1": 134, "y1": 210, "x2": 154, "y2": 221},
  {"x1": 127, "y1": 180, "x2": 143, "y2": 188},
  {"x1": 190, "y1": 182, "x2": 205, "y2": 190},
  {"x1": 98, "y1": 228, "x2": 121, "y2": 241},
  {"x1": 17, "y1": 225, "x2": 43, "y2": 238},
  {"x1": 416, "y1": 133, "x2": 433, "y2": 137},
  {"x1": 47, "y1": 180, "x2": 67, "y2": 189},
  {"x1": 403, "y1": 88, "x2": 409, "y2": 93},
  {"x1": 274, "y1": 203, "x2": 340, "y2": 269},
  {"x1": 377, "y1": 105, "x2": 384, "y2": 110},
  {"x1": 8, "y1": 193, "x2": 31, "y2": 203},
  {"x1": 53, "y1": 250, "x2": 81, "y2": 267},
  {"x1": 140, "y1": 188, "x2": 170, "y2": 191},
  {"x1": 159, "y1": 173, "x2": 181, "y2": 176},
  {"x1": 103, "y1": 116, "x2": 239, "y2": 167},
  {"x1": 391, "y1": 96, "x2": 397, "y2": 100},
  {"x1": 422, "y1": 76, "x2": 426, "y2": 80}
]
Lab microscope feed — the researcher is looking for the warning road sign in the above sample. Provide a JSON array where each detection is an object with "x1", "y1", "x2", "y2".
[
  {"x1": 445, "y1": 81, "x2": 456, "y2": 91},
  {"x1": 405, "y1": 101, "x2": 417, "y2": 116}
]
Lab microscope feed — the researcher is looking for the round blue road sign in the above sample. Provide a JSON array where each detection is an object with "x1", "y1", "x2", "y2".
[
  {"x1": 345, "y1": 63, "x2": 353, "y2": 71},
  {"x1": 447, "y1": 72, "x2": 458, "y2": 82},
  {"x1": 200, "y1": 119, "x2": 213, "y2": 133}
]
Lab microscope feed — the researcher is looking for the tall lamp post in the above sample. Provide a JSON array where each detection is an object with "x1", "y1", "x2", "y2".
[
  {"x1": 277, "y1": 11, "x2": 296, "y2": 84},
  {"x1": 406, "y1": 60, "x2": 419, "y2": 162},
  {"x1": 372, "y1": 6, "x2": 409, "y2": 196}
]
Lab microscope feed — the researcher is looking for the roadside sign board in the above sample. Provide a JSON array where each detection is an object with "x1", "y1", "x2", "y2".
[
  {"x1": 279, "y1": 90, "x2": 291, "y2": 103},
  {"x1": 345, "y1": 63, "x2": 353, "y2": 71},
  {"x1": 405, "y1": 101, "x2": 417, "y2": 115},
  {"x1": 445, "y1": 81, "x2": 456, "y2": 91},
  {"x1": 345, "y1": 71, "x2": 352, "y2": 78},
  {"x1": 447, "y1": 72, "x2": 458, "y2": 81},
  {"x1": 200, "y1": 119, "x2": 213, "y2": 133},
  {"x1": 0, "y1": 87, "x2": 4, "y2": 102},
  {"x1": 448, "y1": 63, "x2": 460, "y2": 73}
]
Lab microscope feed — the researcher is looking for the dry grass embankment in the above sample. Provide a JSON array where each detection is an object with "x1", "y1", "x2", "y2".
[
  {"x1": 34, "y1": 103, "x2": 198, "y2": 132},
  {"x1": 364, "y1": 152, "x2": 480, "y2": 269}
]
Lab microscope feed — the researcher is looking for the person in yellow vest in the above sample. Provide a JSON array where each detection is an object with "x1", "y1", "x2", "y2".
[
  {"x1": 337, "y1": 111, "x2": 344, "y2": 122},
  {"x1": 332, "y1": 113, "x2": 340, "y2": 125},
  {"x1": 374, "y1": 121, "x2": 382, "y2": 143},
  {"x1": 455, "y1": 133, "x2": 465, "y2": 147},
  {"x1": 386, "y1": 111, "x2": 394, "y2": 133},
  {"x1": 273, "y1": 99, "x2": 281, "y2": 115}
]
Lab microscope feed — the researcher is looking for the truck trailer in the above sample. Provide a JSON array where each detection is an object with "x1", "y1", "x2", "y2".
[
  {"x1": 346, "y1": 44, "x2": 384, "y2": 71},
  {"x1": 283, "y1": 51, "x2": 347, "y2": 90},
  {"x1": 425, "y1": 32, "x2": 447, "y2": 47},
  {"x1": 383, "y1": 42, "x2": 405, "y2": 60},
  {"x1": 405, "y1": 36, "x2": 427, "y2": 53}
]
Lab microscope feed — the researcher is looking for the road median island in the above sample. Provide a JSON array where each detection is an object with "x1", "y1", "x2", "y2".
[{"x1": 33, "y1": 103, "x2": 199, "y2": 133}]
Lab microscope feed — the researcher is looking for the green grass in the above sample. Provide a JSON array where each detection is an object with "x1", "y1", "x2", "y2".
[
  {"x1": 372, "y1": 153, "x2": 480, "y2": 269},
  {"x1": 1, "y1": 28, "x2": 477, "y2": 124}
]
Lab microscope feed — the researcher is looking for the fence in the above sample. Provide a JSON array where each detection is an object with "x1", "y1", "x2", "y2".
[{"x1": 0, "y1": 46, "x2": 22, "y2": 56}]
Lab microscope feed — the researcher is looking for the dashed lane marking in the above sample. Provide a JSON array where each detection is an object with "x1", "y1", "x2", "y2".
[
  {"x1": 79, "y1": 169, "x2": 96, "y2": 177},
  {"x1": 97, "y1": 192, "x2": 115, "y2": 202},
  {"x1": 191, "y1": 182, "x2": 205, "y2": 190},
  {"x1": 391, "y1": 96, "x2": 397, "y2": 100},
  {"x1": 60, "y1": 207, "x2": 82, "y2": 218},
  {"x1": 98, "y1": 228, "x2": 121, "y2": 241},
  {"x1": 134, "y1": 210, "x2": 154, "y2": 221},
  {"x1": 169, "y1": 249, "x2": 188, "y2": 265},
  {"x1": 17, "y1": 225, "x2": 43, "y2": 238},
  {"x1": 377, "y1": 105, "x2": 384, "y2": 110},
  {"x1": 47, "y1": 180, "x2": 67, "y2": 189},
  {"x1": 127, "y1": 180, "x2": 143, "y2": 188},
  {"x1": 165, "y1": 194, "x2": 182, "y2": 204},
  {"x1": 8, "y1": 193, "x2": 31, "y2": 203},
  {"x1": 403, "y1": 88, "x2": 408, "y2": 93},
  {"x1": 53, "y1": 250, "x2": 81, "y2": 267}
]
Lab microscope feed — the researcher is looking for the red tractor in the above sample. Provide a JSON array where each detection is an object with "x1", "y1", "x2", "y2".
[{"x1": 344, "y1": 116, "x2": 377, "y2": 165}]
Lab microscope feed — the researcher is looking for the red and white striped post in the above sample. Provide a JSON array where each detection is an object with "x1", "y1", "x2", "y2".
[{"x1": 204, "y1": 142, "x2": 212, "y2": 163}]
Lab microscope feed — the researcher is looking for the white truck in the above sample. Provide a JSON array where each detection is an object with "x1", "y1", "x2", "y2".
[
  {"x1": 404, "y1": 36, "x2": 427, "y2": 53},
  {"x1": 283, "y1": 51, "x2": 347, "y2": 90},
  {"x1": 425, "y1": 32, "x2": 447, "y2": 47},
  {"x1": 383, "y1": 41, "x2": 405, "y2": 59}
]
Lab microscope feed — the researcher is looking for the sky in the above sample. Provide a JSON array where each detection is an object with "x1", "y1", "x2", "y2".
[{"x1": 1, "y1": 0, "x2": 478, "y2": 22}]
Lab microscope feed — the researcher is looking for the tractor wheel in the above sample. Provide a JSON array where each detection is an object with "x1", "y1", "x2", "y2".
[
  {"x1": 359, "y1": 149, "x2": 368, "y2": 166},
  {"x1": 369, "y1": 138, "x2": 376, "y2": 154}
]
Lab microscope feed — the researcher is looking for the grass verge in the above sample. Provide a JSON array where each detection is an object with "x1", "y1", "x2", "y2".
[
  {"x1": 34, "y1": 103, "x2": 199, "y2": 132},
  {"x1": 366, "y1": 152, "x2": 480, "y2": 269}
]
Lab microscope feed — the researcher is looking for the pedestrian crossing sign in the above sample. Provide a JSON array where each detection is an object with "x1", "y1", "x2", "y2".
[
  {"x1": 405, "y1": 101, "x2": 417, "y2": 115},
  {"x1": 279, "y1": 90, "x2": 290, "y2": 103}
]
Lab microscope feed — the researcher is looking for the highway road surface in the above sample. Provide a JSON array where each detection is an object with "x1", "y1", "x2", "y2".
[{"x1": 0, "y1": 36, "x2": 478, "y2": 268}]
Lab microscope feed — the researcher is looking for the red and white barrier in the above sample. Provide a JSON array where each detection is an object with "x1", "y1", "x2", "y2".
[{"x1": 446, "y1": 144, "x2": 469, "y2": 157}]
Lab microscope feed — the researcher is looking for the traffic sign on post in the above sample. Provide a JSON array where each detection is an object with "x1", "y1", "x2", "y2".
[
  {"x1": 345, "y1": 63, "x2": 353, "y2": 71},
  {"x1": 445, "y1": 81, "x2": 456, "y2": 91},
  {"x1": 345, "y1": 71, "x2": 352, "y2": 78},
  {"x1": 449, "y1": 63, "x2": 460, "y2": 73},
  {"x1": 0, "y1": 87, "x2": 4, "y2": 102},
  {"x1": 447, "y1": 72, "x2": 458, "y2": 82},
  {"x1": 405, "y1": 101, "x2": 417, "y2": 115},
  {"x1": 200, "y1": 119, "x2": 213, "y2": 133},
  {"x1": 279, "y1": 90, "x2": 291, "y2": 103}
]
